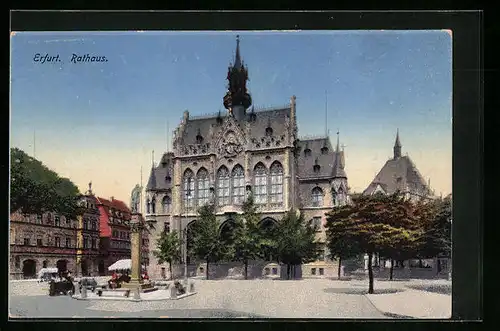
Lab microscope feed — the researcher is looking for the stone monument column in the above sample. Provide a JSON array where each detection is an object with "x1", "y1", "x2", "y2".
[
  {"x1": 123, "y1": 213, "x2": 152, "y2": 292},
  {"x1": 130, "y1": 214, "x2": 142, "y2": 283}
]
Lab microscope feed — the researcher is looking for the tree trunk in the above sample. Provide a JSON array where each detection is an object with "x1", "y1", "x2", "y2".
[
  {"x1": 389, "y1": 259, "x2": 394, "y2": 281},
  {"x1": 337, "y1": 256, "x2": 342, "y2": 279},
  {"x1": 287, "y1": 264, "x2": 291, "y2": 280},
  {"x1": 368, "y1": 252, "x2": 374, "y2": 294},
  {"x1": 169, "y1": 261, "x2": 173, "y2": 280},
  {"x1": 205, "y1": 260, "x2": 209, "y2": 280},
  {"x1": 244, "y1": 260, "x2": 248, "y2": 280}
]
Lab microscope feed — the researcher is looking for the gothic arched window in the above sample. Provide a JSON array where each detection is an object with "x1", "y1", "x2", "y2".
[
  {"x1": 312, "y1": 187, "x2": 324, "y2": 207},
  {"x1": 197, "y1": 168, "x2": 210, "y2": 207},
  {"x1": 146, "y1": 198, "x2": 151, "y2": 214},
  {"x1": 217, "y1": 166, "x2": 230, "y2": 206},
  {"x1": 183, "y1": 169, "x2": 195, "y2": 210},
  {"x1": 269, "y1": 162, "x2": 284, "y2": 203},
  {"x1": 232, "y1": 165, "x2": 245, "y2": 205},
  {"x1": 151, "y1": 197, "x2": 156, "y2": 214},
  {"x1": 162, "y1": 196, "x2": 171, "y2": 214},
  {"x1": 254, "y1": 163, "x2": 268, "y2": 204},
  {"x1": 337, "y1": 186, "x2": 344, "y2": 206}
]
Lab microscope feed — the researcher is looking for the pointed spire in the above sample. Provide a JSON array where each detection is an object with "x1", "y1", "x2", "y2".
[
  {"x1": 336, "y1": 129, "x2": 340, "y2": 152},
  {"x1": 393, "y1": 129, "x2": 402, "y2": 159},
  {"x1": 234, "y1": 35, "x2": 242, "y2": 69}
]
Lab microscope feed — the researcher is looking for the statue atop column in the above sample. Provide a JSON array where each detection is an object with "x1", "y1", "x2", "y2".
[{"x1": 130, "y1": 184, "x2": 142, "y2": 213}]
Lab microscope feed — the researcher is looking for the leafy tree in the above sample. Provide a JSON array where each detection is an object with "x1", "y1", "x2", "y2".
[
  {"x1": 232, "y1": 195, "x2": 273, "y2": 279},
  {"x1": 274, "y1": 210, "x2": 320, "y2": 280},
  {"x1": 10, "y1": 148, "x2": 80, "y2": 218},
  {"x1": 189, "y1": 203, "x2": 228, "y2": 280},
  {"x1": 326, "y1": 192, "x2": 421, "y2": 292},
  {"x1": 414, "y1": 196, "x2": 452, "y2": 260},
  {"x1": 153, "y1": 230, "x2": 182, "y2": 280},
  {"x1": 326, "y1": 206, "x2": 362, "y2": 279}
]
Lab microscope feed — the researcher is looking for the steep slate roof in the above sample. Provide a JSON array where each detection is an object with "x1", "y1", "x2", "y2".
[
  {"x1": 179, "y1": 107, "x2": 291, "y2": 146},
  {"x1": 363, "y1": 156, "x2": 431, "y2": 196},
  {"x1": 146, "y1": 152, "x2": 174, "y2": 192},
  {"x1": 296, "y1": 137, "x2": 345, "y2": 179}
]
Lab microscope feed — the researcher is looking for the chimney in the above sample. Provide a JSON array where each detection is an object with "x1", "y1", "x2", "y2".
[{"x1": 110, "y1": 196, "x2": 114, "y2": 201}]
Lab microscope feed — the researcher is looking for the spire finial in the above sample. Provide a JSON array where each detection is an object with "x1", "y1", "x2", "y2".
[
  {"x1": 393, "y1": 129, "x2": 402, "y2": 158},
  {"x1": 152, "y1": 150, "x2": 155, "y2": 168},
  {"x1": 336, "y1": 129, "x2": 340, "y2": 152},
  {"x1": 234, "y1": 35, "x2": 242, "y2": 69},
  {"x1": 88, "y1": 181, "x2": 92, "y2": 194}
]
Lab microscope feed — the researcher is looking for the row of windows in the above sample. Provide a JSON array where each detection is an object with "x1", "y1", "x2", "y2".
[
  {"x1": 181, "y1": 162, "x2": 284, "y2": 208},
  {"x1": 82, "y1": 236, "x2": 98, "y2": 249},
  {"x1": 23, "y1": 236, "x2": 73, "y2": 248},
  {"x1": 146, "y1": 185, "x2": 346, "y2": 217},
  {"x1": 83, "y1": 219, "x2": 98, "y2": 231},
  {"x1": 110, "y1": 241, "x2": 130, "y2": 250},
  {"x1": 112, "y1": 230, "x2": 130, "y2": 240}
]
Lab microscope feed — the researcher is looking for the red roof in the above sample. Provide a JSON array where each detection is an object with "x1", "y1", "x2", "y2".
[{"x1": 96, "y1": 197, "x2": 131, "y2": 238}]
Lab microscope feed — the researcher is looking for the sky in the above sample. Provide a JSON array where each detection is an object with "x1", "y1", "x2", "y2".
[{"x1": 10, "y1": 30, "x2": 452, "y2": 204}]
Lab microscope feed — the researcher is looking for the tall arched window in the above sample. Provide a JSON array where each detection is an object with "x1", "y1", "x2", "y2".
[
  {"x1": 146, "y1": 198, "x2": 151, "y2": 214},
  {"x1": 232, "y1": 165, "x2": 245, "y2": 205},
  {"x1": 217, "y1": 166, "x2": 230, "y2": 206},
  {"x1": 197, "y1": 168, "x2": 210, "y2": 207},
  {"x1": 331, "y1": 189, "x2": 337, "y2": 206},
  {"x1": 162, "y1": 196, "x2": 171, "y2": 214},
  {"x1": 151, "y1": 197, "x2": 156, "y2": 214},
  {"x1": 337, "y1": 186, "x2": 344, "y2": 206},
  {"x1": 311, "y1": 187, "x2": 324, "y2": 207},
  {"x1": 269, "y1": 162, "x2": 283, "y2": 203},
  {"x1": 183, "y1": 169, "x2": 195, "y2": 210},
  {"x1": 254, "y1": 163, "x2": 268, "y2": 204}
]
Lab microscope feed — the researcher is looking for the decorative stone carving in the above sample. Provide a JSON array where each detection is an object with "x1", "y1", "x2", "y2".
[{"x1": 218, "y1": 131, "x2": 243, "y2": 158}]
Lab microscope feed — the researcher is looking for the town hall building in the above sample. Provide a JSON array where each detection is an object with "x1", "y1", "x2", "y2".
[{"x1": 143, "y1": 36, "x2": 350, "y2": 280}]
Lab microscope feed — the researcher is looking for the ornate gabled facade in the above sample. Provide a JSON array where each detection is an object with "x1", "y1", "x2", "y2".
[
  {"x1": 144, "y1": 36, "x2": 350, "y2": 280},
  {"x1": 363, "y1": 130, "x2": 433, "y2": 201},
  {"x1": 75, "y1": 182, "x2": 101, "y2": 277}
]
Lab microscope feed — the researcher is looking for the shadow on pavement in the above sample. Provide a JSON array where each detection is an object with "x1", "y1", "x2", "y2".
[
  {"x1": 323, "y1": 288, "x2": 406, "y2": 295},
  {"x1": 406, "y1": 284, "x2": 451, "y2": 295}
]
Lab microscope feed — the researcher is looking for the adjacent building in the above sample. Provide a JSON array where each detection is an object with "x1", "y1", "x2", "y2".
[
  {"x1": 9, "y1": 211, "x2": 78, "y2": 279},
  {"x1": 96, "y1": 196, "x2": 150, "y2": 275},
  {"x1": 75, "y1": 183, "x2": 101, "y2": 277},
  {"x1": 362, "y1": 132, "x2": 450, "y2": 277},
  {"x1": 144, "y1": 36, "x2": 350, "y2": 280},
  {"x1": 363, "y1": 129, "x2": 433, "y2": 201}
]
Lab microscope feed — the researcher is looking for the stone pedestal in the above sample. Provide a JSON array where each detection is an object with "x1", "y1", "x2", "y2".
[{"x1": 121, "y1": 213, "x2": 154, "y2": 295}]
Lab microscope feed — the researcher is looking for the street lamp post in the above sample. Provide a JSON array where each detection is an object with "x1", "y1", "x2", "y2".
[{"x1": 181, "y1": 180, "x2": 192, "y2": 285}]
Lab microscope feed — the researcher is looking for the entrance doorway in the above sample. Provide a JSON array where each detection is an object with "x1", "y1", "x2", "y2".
[
  {"x1": 98, "y1": 260, "x2": 105, "y2": 276},
  {"x1": 81, "y1": 260, "x2": 89, "y2": 276},
  {"x1": 56, "y1": 259, "x2": 68, "y2": 274},
  {"x1": 22, "y1": 259, "x2": 37, "y2": 279}
]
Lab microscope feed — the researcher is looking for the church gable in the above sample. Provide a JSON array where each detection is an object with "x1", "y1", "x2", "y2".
[
  {"x1": 214, "y1": 116, "x2": 247, "y2": 158},
  {"x1": 373, "y1": 184, "x2": 386, "y2": 195}
]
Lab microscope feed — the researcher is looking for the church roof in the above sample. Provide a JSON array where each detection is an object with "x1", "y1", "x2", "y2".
[
  {"x1": 363, "y1": 155, "x2": 431, "y2": 196},
  {"x1": 179, "y1": 106, "x2": 291, "y2": 147},
  {"x1": 297, "y1": 137, "x2": 345, "y2": 179},
  {"x1": 146, "y1": 152, "x2": 174, "y2": 192}
]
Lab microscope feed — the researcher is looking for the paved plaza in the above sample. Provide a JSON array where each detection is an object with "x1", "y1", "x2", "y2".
[{"x1": 9, "y1": 278, "x2": 451, "y2": 319}]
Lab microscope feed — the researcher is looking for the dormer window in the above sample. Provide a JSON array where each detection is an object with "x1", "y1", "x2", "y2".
[
  {"x1": 265, "y1": 127, "x2": 273, "y2": 136},
  {"x1": 304, "y1": 148, "x2": 312, "y2": 157},
  {"x1": 321, "y1": 146, "x2": 329, "y2": 154},
  {"x1": 196, "y1": 129, "x2": 204, "y2": 144},
  {"x1": 313, "y1": 158, "x2": 321, "y2": 173}
]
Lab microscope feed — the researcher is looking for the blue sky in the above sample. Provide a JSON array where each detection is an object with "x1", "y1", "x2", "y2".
[{"x1": 10, "y1": 30, "x2": 452, "y2": 202}]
